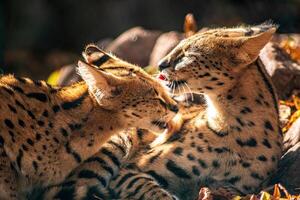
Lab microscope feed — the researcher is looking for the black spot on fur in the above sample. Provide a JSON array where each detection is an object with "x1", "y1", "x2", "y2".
[
  {"x1": 3, "y1": 87, "x2": 14, "y2": 95},
  {"x1": 192, "y1": 166, "x2": 200, "y2": 176},
  {"x1": 16, "y1": 149, "x2": 24, "y2": 170},
  {"x1": 257, "y1": 155, "x2": 267, "y2": 162},
  {"x1": 207, "y1": 121, "x2": 228, "y2": 137},
  {"x1": 42, "y1": 110, "x2": 49, "y2": 117},
  {"x1": 250, "y1": 172, "x2": 264, "y2": 180},
  {"x1": 18, "y1": 119, "x2": 25, "y2": 127},
  {"x1": 187, "y1": 153, "x2": 195, "y2": 161},
  {"x1": 240, "y1": 107, "x2": 252, "y2": 114},
  {"x1": 227, "y1": 95, "x2": 233, "y2": 100},
  {"x1": 4, "y1": 119, "x2": 14, "y2": 129},
  {"x1": 241, "y1": 162, "x2": 251, "y2": 168},
  {"x1": 227, "y1": 176, "x2": 241, "y2": 185},
  {"x1": 27, "y1": 138, "x2": 34, "y2": 146},
  {"x1": 8, "y1": 104, "x2": 17, "y2": 113},
  {"x1": 264, "y1": 120, "x2": 274, "y2": 131},
  {"x1": 236, "y1": 117, "x2": 245, "y2": 127},
  {"x1": 37, "y1": 120, "x2": 45, "y2": 127},
  {"x1": 52, "y1": 105, "x2": 60, "y2": 113},
  {"x1": 214, "y1": 147, "x2": 229, "y2": 153},
  {"x1": 61, "y1": 93, "x2": 87, "y2": 110},
  {"x1": 262, "y1": 139, "x2": 272, "y2": 148},
  {"x1": 13, "y1": 86, "x2": 24, "y2": 93},
  {"x1": 236, "y1": 137, "x2": 257, "y2": 147},
  {"x1": 198, "y1": 159, "x2": 208, "y2": 168},
  {"x1": 0, "y1": 136, "x2": 5, "y2": 146},
  {"x1": 26, "y1": 92, "x2": 48, "y2": 102},
  {"x1": 166, "y1": 160, "x2": 191, "y2": 179},
  {"x1": 212, "y1": 160, "x2": 220, "y2": 168},
  {"x1": 32, "y1": 161, "x2": 38, "y2": 171},
  {"x1": 60, "y1": 128, "x2": 69, "y2": 137}
]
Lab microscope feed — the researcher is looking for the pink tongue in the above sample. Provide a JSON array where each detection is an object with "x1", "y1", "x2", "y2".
[{"x1": 158, "y1": 74, "x2": 166, "y2": 80}]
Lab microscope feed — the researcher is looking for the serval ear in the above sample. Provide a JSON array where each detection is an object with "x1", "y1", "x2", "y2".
[
  {"x1": 241, "y1": 24, "x2": 277, "y2": 62},
  {"x1": 82, "y1": 44, "x2": 117, "y2": 67},
  {"x1": 77, "y1": 61, "x2": 122, "y2": 105}
]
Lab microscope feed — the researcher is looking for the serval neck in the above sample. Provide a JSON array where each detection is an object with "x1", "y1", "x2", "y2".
[
  {"x1": 52, "y1": 82, "x2": 126, "y2": 137},
  {"x1": 204, "y1": 59, "x2": 277, "y2": 136}
]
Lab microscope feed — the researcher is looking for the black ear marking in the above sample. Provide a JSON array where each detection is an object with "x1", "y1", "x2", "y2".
[
  {"x1": 85, "y1": 44, "x2": 102, "y2": 56},
  {"x1": 245, "y1": 28, "x2": 254, "y2": 36}
]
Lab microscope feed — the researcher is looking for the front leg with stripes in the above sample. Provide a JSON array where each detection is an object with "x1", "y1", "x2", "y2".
[
  {"x1": 41, "y1": 134, "x2": 131, "y2": 200},
  {"x1": 109, "y1": 168, "x2": 177, "y2": 200}
]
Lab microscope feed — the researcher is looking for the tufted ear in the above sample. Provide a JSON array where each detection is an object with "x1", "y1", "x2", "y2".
[
  {"x1": 77, "y1": 61, "x2": 121, "y2": 105},
  {"x1": 82, "y1": 44, "x2": 116, "y2": 67},
  {"x1": 240, "y1": 25, "x2": 276, "y2": 63}
]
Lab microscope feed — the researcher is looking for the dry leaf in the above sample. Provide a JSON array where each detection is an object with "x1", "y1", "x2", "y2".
[
  {"x1": 273, "y1": 184, "x2": 281, "y2": 199},
  {"x1": 280, "y1": 37, "x2": 300, "y2": 62}
]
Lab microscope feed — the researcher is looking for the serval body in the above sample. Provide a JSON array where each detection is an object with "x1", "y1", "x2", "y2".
[{"x1": 0, "y1": 47, "x2": 177, "y2": 199}]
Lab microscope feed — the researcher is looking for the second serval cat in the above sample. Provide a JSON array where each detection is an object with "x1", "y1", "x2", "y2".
[
  {"x1": 39, "y1": 23, "x2": 283, "y2": 200},
  {"x1": 0, "y1": 48, "x2": 178, "y2": 199},
  {"x1": 104, "y1": 23, "x2": 282, "y2": 199}
]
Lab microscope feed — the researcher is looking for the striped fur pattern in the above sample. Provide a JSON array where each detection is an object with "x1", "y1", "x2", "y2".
[
  {"x1": 104, "y1": 23, "x2": 283, "y2": 200},
  {"x1": 0, "y1": 49, "x2": 178, "y2": 199}
]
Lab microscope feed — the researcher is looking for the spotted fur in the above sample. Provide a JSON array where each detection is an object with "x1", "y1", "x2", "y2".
[
  {"x1": 104, "y1": 23, "x2": 283, "y2": 200},
  {"x1": 37, "y1": 24, "x2": 283, "y2": 200},
  {"x1": 0, "y1": 48, "x2": 177, "y2": 199}
]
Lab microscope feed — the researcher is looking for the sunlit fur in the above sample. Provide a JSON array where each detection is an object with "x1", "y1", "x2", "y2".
[
  {"x1": 0, "y1": 48, "x2": 177, "y2": 199},
  {"x1": 34, "y1": 24, "x2": 282, "y2": 200},
  {"x1": 103, "y1": 23, "x2": 283, "y2": 200}
]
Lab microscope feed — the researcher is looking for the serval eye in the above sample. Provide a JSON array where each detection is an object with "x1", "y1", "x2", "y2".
[
  {"x1": 158, "y1": 60, "x2": 171, "y2": 71},
  {"x1": 167, "y1": 104, "x2": 179, "y2": 113}
]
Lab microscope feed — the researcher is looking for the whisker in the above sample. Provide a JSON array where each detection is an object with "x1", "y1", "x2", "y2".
[
  {"x1": 184, "y1": 82, "x2": 194, "y2": 101},
  {"x1": 171, "y1": 81, "x2": 175, "y2": 96},
  {"x1": 181, "y1": 84, "x2": 188, "y2": 104}
]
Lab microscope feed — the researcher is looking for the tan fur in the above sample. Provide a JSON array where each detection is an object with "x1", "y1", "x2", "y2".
[
  {"x1": 0, "y1": 48, "x2": 177, "y2": 199},
  {"x1": 105, "y1": 23, "x2": 283, "y2": 200},
  {"x1": 35, "y1": 24, "x2": 282, "y2": 200}
]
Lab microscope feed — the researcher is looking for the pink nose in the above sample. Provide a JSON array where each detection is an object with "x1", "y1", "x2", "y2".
[{"x1": 158, "y1": 74, "x2": 166, "y2": 80}]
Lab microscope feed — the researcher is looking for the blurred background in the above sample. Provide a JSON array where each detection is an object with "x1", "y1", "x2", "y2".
[{"x1": 2, "y1": 0, "x2": 300, "y2": 80}]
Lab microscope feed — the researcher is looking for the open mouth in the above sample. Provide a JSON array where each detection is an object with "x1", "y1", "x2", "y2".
[
  {"x1": 158, "y1": 73, "x2": 187, "y2": 90},
  {"x1": 151, "y1": 120, "x2": 167, "y2": 129}
]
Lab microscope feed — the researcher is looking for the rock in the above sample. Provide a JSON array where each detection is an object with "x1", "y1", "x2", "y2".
[
  {"x1": 270, "y1": 141, "x2": 300, "y2": 194},
  {"x1": 95, "y1": 38, "x2": 113, "y2": 49},
  {"x1": 270, "y1": 117, "x2": 300, "y2": 194},
  {"x1": 259, "y1": 41, "x2": 300, "y2": 99},
  {"x1": 149, "y1": 31, "x2": 184, "y2": 67},
  {"x1": 106, "y1": 27, "x2": 161, "y2": 66}
]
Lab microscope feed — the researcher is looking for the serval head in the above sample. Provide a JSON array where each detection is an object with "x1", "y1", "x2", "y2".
[
  {"x1": 158, "y1": 23, "x2": 276, "y2": 96},
  {"x1": 78, "y1": 44, "x2": 178, "y2": 132}
]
